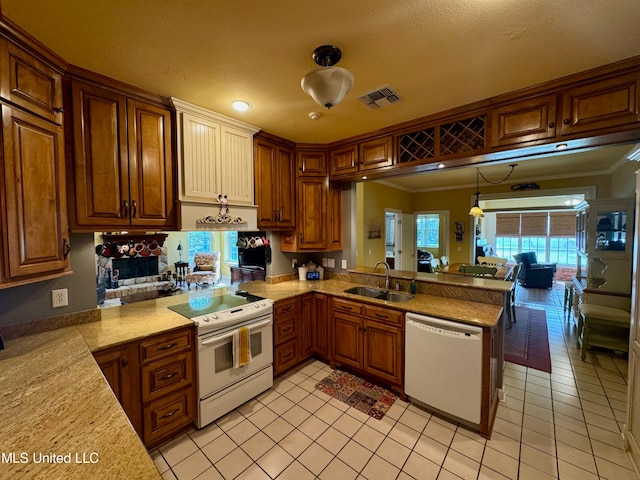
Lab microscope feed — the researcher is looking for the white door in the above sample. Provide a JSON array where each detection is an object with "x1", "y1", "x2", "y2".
[
  {"x1": 625, "y1": 167, "x2": 640, "y2": 470},
  {"x1": 401, "y1": 213, "x2": 415, "y2": 271}
]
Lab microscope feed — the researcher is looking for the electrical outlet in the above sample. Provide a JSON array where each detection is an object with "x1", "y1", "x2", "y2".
[
  {"x1": 52, "y1": 288, "x2": 68, "y2": 308},
  {"x1": 341, "y1": 259, "x2": 347, "y2": 269},
  {"x1": 292, "y1": 258, "x2": 297, "y2": 269},
  {"x1": 328, "y1": 259, "x2": 336, "y2": 268},
  {"x1": 322, "y1": 258, "x2": 328, "y2": 267}
]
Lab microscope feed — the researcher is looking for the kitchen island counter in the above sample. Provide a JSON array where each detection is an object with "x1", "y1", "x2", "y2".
[
  {"x1": 239, "y1": 278, "x2": 503, "y2": 328},
  {"x1": 0, "y1": 327, "x2": 160, "y2": 480}
]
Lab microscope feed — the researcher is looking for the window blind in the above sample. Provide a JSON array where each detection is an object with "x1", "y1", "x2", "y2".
[
  {"x1": 520, "y1": 212, "x2": 548, "y2": 236},
  {"x1": 496, "y1": 213, "x2": 520, "y2": 235},
  {"x1": 549, "y1": 211, "x2": 576, "y2": 236}
]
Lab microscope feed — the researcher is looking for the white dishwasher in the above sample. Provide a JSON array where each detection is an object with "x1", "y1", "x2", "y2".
[{"x1": 405, "y1": 313, "x2": 482, "y2": 424}]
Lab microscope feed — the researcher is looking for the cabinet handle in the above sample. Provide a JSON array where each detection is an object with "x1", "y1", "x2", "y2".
[
  {"x1": 52, "y1": 106, "x2": 65, "y2": 113},
  {"x1": 157, "y1": 342, "x2": 178, "y2": 351},
  {"x1": 548, "y1": 122, "x2": 555, "y2": 128},
  {"x1": 299, "y1": 233, "x2": 303, "y2": 244},
  {"x1": 282, "y1": 306, "x2": 293, "y2": 312},
  {"x1": 121, "y1": 359, "x2": 128, "y2": 367},
  {"x1": 281, "y1": 326, "x2": 293, "y2": 333},
  {"x1": 123, "y1": 200, "x2": 129, "y2": 217},
  {"x1": 160, "y1": 409, "x2": 180, "y2": 419},
  {"x1": 283, "y1": 352, "x2": 293, "y2": 359},
  {"x1": 62, "y1": 238, "x2": 71, "y2": 259},
  {"x1": 563, "y1": 118, "x2": 570, "y2": 125},
  {"x1": 340, "y1": 305, "x2": 353, "y2": 311},
  {"x1": 277, "y1": 210, "x2": 282, "y2": 221},
  {"x1": 375, "y1": 313, "x2": 389, "y2": 319},
  {"x1": 131, "y1": 200, "x2": 137, "y2": 218},
  {"x1": 159, "y1": 372, "x2": 178, "y2": 380}
]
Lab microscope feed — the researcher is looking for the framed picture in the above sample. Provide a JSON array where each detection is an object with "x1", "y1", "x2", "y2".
[{"x1": 454, "y1": 222, "x2": 464, "y2": 242}]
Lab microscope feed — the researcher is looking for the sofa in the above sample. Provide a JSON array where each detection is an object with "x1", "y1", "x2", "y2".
[
  {"x1": 185, "y1": 251, "x2": 220, "y2": 289},
  {"x1": 417, "y1": 249, "x2": 434, "y2": 273},
  {"x1": 513, "y1": 252, "x2": 555, "y2": 289}
]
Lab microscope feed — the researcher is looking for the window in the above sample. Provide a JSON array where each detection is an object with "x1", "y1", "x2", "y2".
[
  {"x1": 494, "y1": 211, "x2": 577, "y2": 266},
  {"x1": 416, "y1": 214, "x2": 439, "y2": 248},
  {"x1": 225, "y1": 231, "x2": 239, "y2": 262},
  {"x1": 187, "y1": 231, "x2": 212, "y2": 265}
]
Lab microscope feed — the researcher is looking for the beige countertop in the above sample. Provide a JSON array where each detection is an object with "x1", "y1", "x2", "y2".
[
  {"x1": 0, "y1": 327, "x2": 160, "y2": 480},
  {"x1": 240, "y1": 279, "x2": 503, "y2": 328},
  {"x1": 0, "y1": 276, "x2": 502, "y2": 479}
]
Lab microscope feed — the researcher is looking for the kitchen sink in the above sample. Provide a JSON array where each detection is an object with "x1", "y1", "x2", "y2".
[
  {"x1": 343, "y1": 286, "x2": 414, "y2": 303},
  {"x1": 343, "y1": 286, "x2": 386, "y2": 298}
]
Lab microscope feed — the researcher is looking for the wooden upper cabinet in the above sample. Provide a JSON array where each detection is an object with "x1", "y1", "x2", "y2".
[
  {"x1": 560, "y1": 72, "x2": 640, "y2": 136},
  {"x1": 297, "y1": 149, "x2": 327, "y2": 176},
  {"x1": 127, "y1": 99, "x2": 174, "y2": 227},
  {"x1": 491, "y1": 95, "x2": 558, "y2": 147},
  {"x1": 296, "y1": 177, "x2": 327, "y2": 250},
  {"x1": 330, "y1": 144, "x2": 358, "y2": 177},
  {"x1": 69, "y1": 81, "x2": 130, "y2": 228},
  {"x1": 358, "y1": 136, "x2": 393, "y2": 171},
  {"x1": 0, "y1": 38, "x2": 63, "y2": 124},
  {"x1": 327, "y1": 184, "x2": 343, "y2": 251},
  {"x1": 67, "y1": 80, "x2": 175, "y2": 230},
  {"x1": 254, "y1": 135, "x2": 295, "y2": 229},
  {"x1": 1, "y1": 105, "x2": 70, "y2": 281}
]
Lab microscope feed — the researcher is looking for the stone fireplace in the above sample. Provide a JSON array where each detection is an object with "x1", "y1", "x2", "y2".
[{"x1": 96, "y1": 233, "x2": 173, "y2": 303}]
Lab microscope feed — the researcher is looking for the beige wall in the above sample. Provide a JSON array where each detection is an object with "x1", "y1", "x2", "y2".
[{"x1": 356, "y1": 182, "x2": 412, "y2": 267}]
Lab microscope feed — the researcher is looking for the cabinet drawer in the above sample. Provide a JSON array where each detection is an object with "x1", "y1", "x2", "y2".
[
  {"x1": 143, "y1": 386, "x2": 195, "y2": 447},
  {"x1": 364, "y1": 305, "x2": 403, "y2": 326},
  {"x1": 275, "y1": 298, "x2": 297, "y2": 316},
  {"x1": 274, "y1": 339, "x2": 298, "y2": 375},
  {"x1": 274, "y1": 317, "x2": 297, "y2": 345},
  {"x1": 139, "y1": 329, "x2": 192, "y2": 363},
  {"x1": 141, "y1": 351, "x2": 193, "y2": 403},
  {"x1": 333, "y1": 298, "x2": 363, "y2": 315}
]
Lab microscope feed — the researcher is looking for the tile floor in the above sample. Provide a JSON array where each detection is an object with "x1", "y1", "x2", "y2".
[{"x1": 150, "y1": 286, "x2": 637, "y2": 479}]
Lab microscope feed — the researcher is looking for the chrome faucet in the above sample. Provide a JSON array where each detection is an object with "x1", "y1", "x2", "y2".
[{"x1": 373, "y1": 261, "x2": 391, "y2": 290}]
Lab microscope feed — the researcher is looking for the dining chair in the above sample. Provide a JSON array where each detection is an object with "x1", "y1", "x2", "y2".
[
  {"x1": 477, "y1": 256, "x2": 509, "y2": 267},
  {"x1": 430, "y1": 258, "x2": 441, "y2": 271},
  {"x1": 460, "y1": 265, "x2": 498, "y2": 278},
  {"x1": 440, "y1": 255, "x2": 449, "y2": 266}
]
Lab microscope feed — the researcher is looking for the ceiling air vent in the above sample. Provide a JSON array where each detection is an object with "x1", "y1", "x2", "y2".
[{"x1": 356, "y1": 85, "x2": 401, "y2": 109}]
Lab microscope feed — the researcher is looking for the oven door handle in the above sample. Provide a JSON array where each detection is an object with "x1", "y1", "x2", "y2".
[{"x1": 201, "y1": 318, "x2": 272, "y2": 346}]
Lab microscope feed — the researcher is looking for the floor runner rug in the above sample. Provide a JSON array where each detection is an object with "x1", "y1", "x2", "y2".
[
  {"x1": 315, "y1": 370, "x2": 397, "y2": 420},
  {"x1": 504, "y1": 306, "x2": 552, "y2": 373}
]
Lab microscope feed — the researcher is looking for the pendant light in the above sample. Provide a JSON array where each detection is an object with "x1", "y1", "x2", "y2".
[
  {"x1": 301, "y1": 45, "x2": 354, "y2": 109},
  {"x1": 468, "y1": 164, "x2": 518, "y2": 218},
  {"x1": 469, "y1": 169, "x2": 484, "y2": 218}
]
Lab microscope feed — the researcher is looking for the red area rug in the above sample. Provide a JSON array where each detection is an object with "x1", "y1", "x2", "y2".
[
  {"x1": 315, "y1": 370, "x2": 397, "y2": 419},
  {"x1": 504, "y1": 307, "x2": 552, "y2": 373}
]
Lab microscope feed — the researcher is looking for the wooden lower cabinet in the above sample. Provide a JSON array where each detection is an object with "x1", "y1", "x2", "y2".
[
  {"x1": 273, "y1": 297, "x2": 300, "y2": 376},
  {"x1": 93, "y1": 326, "x2": 196, "y2": 448},
  {"x1": 330, "y1": 297, "x2": 404, "y2": 391}
]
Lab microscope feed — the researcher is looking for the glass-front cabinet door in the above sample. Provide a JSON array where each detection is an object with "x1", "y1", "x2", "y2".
[{"x1": 594, "y1": 207, "x2": 628, "y2": 252}]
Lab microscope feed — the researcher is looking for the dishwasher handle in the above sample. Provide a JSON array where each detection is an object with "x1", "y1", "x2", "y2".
[{"x1": 406, "y1": 312, "x2": 482, "y2": 337}]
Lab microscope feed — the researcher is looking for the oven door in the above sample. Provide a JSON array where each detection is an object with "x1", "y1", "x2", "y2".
[{"x1": 197, "y1": 314, "x2": 273, "y2": 398}]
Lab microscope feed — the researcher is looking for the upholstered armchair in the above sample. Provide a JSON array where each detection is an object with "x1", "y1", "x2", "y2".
[
  {"x1": 513, "y1": 252, "x2": 555, "y2": 289},
  {"x1": 185, "y1": 251, "x2": 220, "y2": 289},
  {"x1": 417, "y1": 249, "x2": 434, "y2": 272}
]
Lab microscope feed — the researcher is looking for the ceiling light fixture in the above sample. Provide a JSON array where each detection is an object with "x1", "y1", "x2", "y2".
[
  {"x1": 301, "y1": 45, "x2": 354, "y2": 109},
  {"x1": 231, "y1": 100, "x2": 251, "y2": 112},
  {"x1": 469, "y1": 164, "x2": 518, "y2": 218}
]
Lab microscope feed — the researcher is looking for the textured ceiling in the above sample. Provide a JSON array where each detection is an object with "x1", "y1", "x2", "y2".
[{"x1": 4, "y1": 0, "x2": 640, "y2": 145}]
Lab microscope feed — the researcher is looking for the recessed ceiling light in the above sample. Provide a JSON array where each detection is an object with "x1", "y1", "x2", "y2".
[
  {"x1": 556, "y1": 143, "x2": 568, "y2": 150},
  {"x1": 309, "y1": 112, "x2": 322, "y2": 120},
  {"x1": 231, "y1": 100, "x2": 251, "y2": 112}
]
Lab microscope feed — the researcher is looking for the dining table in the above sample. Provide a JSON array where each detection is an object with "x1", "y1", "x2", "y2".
[{"x1": 439, "y1": 262, "x2": 512, "y2": 280}]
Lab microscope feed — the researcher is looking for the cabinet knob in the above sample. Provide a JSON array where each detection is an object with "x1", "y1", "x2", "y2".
[
  {"x1": 123, "y1": 200, "x2": 129, "y2": 217},
  {"x1": 52, "y1": 106, "x2": 64, "y2": 113},
  {"x1": 548, "y1": 122, "x2": 555, "y2": 129},
  {"x1": 563, "y1": 118, "x2": 570, "y2": 125},
  {"x1": 131, "y1": 200, "x2": 137, "y2": 218},
  {"x1": 121, "y1": 359, "x2": 128, "y2": 367}
]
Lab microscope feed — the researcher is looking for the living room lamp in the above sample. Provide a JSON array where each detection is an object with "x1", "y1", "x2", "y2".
[
  {"x1": 469, "y1": 169, "x2": 484, "y2": 218},
  {"x1": 177, "y1": 241, "x2": 183, "y2": 261}
]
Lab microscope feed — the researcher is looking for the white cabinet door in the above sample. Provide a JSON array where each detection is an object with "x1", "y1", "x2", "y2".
[{"x1": 173, "y1": 98, "x2": 259, "y2": 206}]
